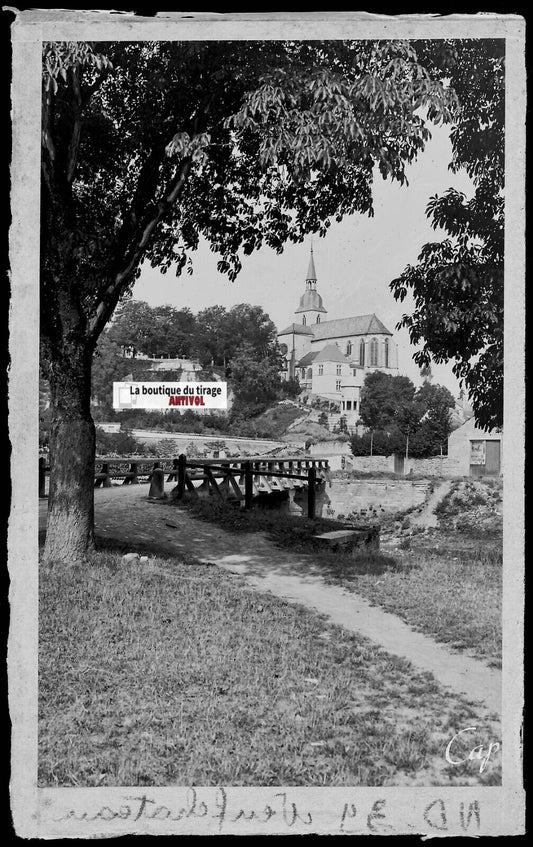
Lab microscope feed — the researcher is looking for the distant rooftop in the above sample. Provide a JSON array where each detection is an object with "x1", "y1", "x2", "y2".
[
  {"x1": 313, "y1": 343, "x2": 347, "y2": 364},
  {"x1": 310, "y1": 314, "x2": 393, "y2": 340},
  {"x1": 278, "y1": 322, "x2": 315, "y2": 336}
]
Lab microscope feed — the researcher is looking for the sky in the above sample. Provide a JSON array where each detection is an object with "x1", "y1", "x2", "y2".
[{"x1": 133, "y1": 122, "x2": 474, "y2": 397}]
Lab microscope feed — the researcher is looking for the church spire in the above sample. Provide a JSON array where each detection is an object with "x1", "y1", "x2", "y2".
[{"x1": 306, "y1": 242, "x2": 317, "y2": 285}]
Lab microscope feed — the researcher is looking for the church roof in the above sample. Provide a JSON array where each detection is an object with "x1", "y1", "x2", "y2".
[
  {"x1": 278, "y1": 322, "x2": 315, "y2": 336},
  {"x1": 313, "y1": 343, "x2": 347, "y2": 364},
  {"x1": 310, "y1": 313, "x2": 393, "y2": 340},
  {"x1": 295, "y1": 289, "x2": 327, "y2": 314}
]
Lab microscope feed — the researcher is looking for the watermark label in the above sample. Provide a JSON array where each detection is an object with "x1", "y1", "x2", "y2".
[{"x1": 113, "y1": 381, "x2": 227, "y2": 410}]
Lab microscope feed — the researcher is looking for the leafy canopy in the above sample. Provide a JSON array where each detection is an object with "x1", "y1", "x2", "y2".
[
  {"x1": 355, "y1": 370, "x2": 455, "y2": 457},
  {"x1": 390, "y1": 39, "x2": 505, "y2": 431},
  {"x1": 41, "y1": 39, "x2": 457, "y2": 367}
]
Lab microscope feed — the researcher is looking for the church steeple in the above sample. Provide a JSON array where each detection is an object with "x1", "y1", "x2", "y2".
[
  {"x1": 295, "y1": 244, "x2": 327, "y2": 324},
  {"x1": 306, "y1": 244, "x2": 317, "y2": 287}
]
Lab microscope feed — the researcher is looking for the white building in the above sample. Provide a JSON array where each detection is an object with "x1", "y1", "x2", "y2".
[
  {"x1": 278, "y1": 247, "x2": 399, "y2": 427},
  {"x1": 447, "y1": 417, "x2": 503, "y2": 477}
]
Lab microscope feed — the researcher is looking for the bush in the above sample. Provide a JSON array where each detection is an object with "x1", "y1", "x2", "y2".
[
  {"x1": 95, "y1": 427, "x2": 143, "y2": 456},
  {"x1": 280, "y1": 377, "x2": 301, "y2": 399},
  {"x1": 350, "y1": 430, "x2": 394, "y2": 456}
]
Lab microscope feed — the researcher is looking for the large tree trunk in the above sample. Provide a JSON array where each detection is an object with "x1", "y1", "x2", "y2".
[{"x1": 43, "y1": 342, "x2": 96, "y2": 564}]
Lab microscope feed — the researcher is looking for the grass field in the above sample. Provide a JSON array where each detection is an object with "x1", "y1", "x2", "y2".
[
  {"x1": 351, "y1": 535, "x2": 502, "y2": 667},
  {"x1": 39, "y1": 551, "x2": 501, "y2": 788},
  {"x1": 175, "y1": 497, "x2": 502, "y2": 667}
]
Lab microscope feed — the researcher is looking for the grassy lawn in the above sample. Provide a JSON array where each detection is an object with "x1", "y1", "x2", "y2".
[
  {"x1": 39, "y1": 551, "x2": 500, "y2": 788},
  {"x1": 174, "y1": 496, "x2": 502, "y2": 667},
  {"x1": 351, "y1": 535, "x2": 502, "y2": 667}
]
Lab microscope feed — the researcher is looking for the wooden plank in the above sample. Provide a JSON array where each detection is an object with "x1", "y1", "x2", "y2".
[
  {"x1": 184, "y1": 471, "x2": 199, "y2": 498},
  {"x1": 225, "y1": 470, "x2": 245, "y2": 500},
  {"x1": 204, "y1": 466, "x2": 224, "y2": 500}
]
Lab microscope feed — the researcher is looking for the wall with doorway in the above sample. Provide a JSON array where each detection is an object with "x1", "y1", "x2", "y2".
[{"x1": 448, "y1": 418, "x2": 503, "y2": 477}]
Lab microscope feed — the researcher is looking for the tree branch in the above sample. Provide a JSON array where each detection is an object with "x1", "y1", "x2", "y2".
[{"x1": 87, "y1": 156, "x2": 193, "y2": 341}]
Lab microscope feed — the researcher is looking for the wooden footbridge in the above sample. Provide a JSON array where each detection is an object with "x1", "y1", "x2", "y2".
[{"x1": 39, "y1": 454, "x2": 332, "y2": 519}]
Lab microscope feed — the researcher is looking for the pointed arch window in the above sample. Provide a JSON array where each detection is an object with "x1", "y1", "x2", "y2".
[
  {"x1": 302, "y1": 315, "x2": 306, "y2": 326},
  {"x1": 316, "y1": 315, "x2": 321, "y2": 323},
  {"x1": 346, "y1": 341, "x2": 352, "y2": 356},
  {"x1": 384, "y1": 338, "x2": 389, "y2": 367},
  {"x1": 359, "y1": 339, "x2": 365, "y2": 366},
  {"x1": 370, "y1": 338, "x2": 378, "y2": 367}
]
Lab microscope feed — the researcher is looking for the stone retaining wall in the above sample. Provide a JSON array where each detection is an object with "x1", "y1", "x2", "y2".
[{"x1": 326, "y1": 478, "x2": 430, "y2": 517}]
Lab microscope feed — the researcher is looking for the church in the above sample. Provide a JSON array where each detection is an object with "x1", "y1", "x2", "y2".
[{"x1": 277, "y1": 247, "x2": 399, "y2": 427}]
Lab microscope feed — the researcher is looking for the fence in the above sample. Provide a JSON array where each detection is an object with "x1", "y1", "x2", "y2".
[{"x1": 39, "y1": 454, "x2": 331, "y2": 519}]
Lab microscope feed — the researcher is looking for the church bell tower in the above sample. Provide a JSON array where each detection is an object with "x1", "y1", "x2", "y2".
[{"x1": 294, "y1": 245, "x2": 327, "y2": 325}]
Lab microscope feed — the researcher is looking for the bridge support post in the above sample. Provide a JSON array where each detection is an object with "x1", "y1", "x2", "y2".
[
  {"x1": 177, "y1": 454, "x2": 186, "y2": 499},
  {"x1": 244, "y1": 461, "x2": 253, "y2": 510},
  {"x1": 148, "y1": 463, "x2": 166, "y2": 499},
  {"x1": 167, "y1": 458, "x2": 180, "y2": 483},
  {"x1": 307, "y1": 466, "x2": 316, "y2": 519},
  {"x1": 96, "y1": 462, "x2": 112, "y2": 488},
  {"x1": 123, "y1": 461, "x2": 138, "y2": 484}
]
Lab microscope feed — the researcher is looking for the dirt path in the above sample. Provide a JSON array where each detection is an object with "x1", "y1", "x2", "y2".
[
  {"x1": 39, "y1": 484, "x2": 500, "y2": 716},
  {"x1": 410, "y1": 479, "x2": 454, "y2": 528}
]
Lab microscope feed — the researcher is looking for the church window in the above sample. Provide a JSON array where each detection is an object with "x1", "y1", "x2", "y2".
[
  {"x1": 318, "y1": 364, "x2": 323, "y2": 376},
  {"x1": 370, "y1": 338, "x2": 378, "y2": 366},
  {"x1": 346, "y1": 341, "x2": 352, "y2": 356},
  {"x1": 302, "y1": 315, "x2": 306, "y2": 325},
  {"x1": 359, "y1": 340, "x2": 365, "y2": 366},
  {"x1": 336, "y1": 364, "x2": 342, "y2": 375},
  {"x1": 384, "y1": 338, "x2": 389, "y2": 367},
  {"x1": 316, "y1": 315, "x2": 321, "y2": 323}
]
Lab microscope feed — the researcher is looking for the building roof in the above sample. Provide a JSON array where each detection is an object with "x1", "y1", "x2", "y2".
[
  {"x1": 313, "y1": 343, "x2": 348, "y2": 364},
  {"x1": 296, "y1": 351, "x2": 318, "y2": 367},
  {"x1": 278, "y1": 322, "x2": 315, "y2": 336},
  {"x1": 310, "y1": 314, "x2": 393, "y2": 340}
]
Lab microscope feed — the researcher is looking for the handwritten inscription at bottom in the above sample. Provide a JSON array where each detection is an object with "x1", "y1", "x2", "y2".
[{"x1": 51, "y1": 789, "x2": 482, "y2": 835}]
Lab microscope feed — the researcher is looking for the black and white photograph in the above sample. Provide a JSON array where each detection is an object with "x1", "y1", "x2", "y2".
[{"x1": 8, "y1": 9, "x2": 525, "y2": 837}]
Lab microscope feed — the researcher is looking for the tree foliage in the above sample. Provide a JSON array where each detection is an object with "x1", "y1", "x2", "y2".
[
  {"x1": 358, "y1": 371, "x2": 417, "y2": 432},
  {"x1": 107, "y1": 300, "x2": 197, "y2": 358},
  {"x1": 353, "y1": 371, "x2": 455, "y2": 457},
  {"x1": 390, "y1": 39, "x2": 505, "y2": 431},
  {"x1": 229, "y1": 344, "x2": 283, "y2": 418},
  {"x1": 195, "y1": 303, "x2": 277, "y2": 369}
]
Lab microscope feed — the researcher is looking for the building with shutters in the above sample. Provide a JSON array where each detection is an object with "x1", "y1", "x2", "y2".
[{"x1": 277, "y1": 247, "x2": 399, "y2": 426}]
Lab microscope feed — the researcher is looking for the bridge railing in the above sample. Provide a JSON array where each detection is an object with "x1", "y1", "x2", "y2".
[{"x1": 39, "y1": 453, "x2": 331, "y2": 518}]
